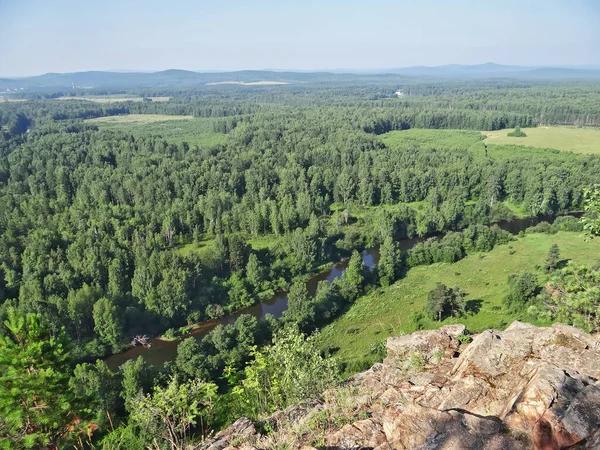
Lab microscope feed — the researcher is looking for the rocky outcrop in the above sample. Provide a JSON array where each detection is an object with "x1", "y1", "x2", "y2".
[{"x1": 195, "y1": 322, "x2": 600, "y2": 450}]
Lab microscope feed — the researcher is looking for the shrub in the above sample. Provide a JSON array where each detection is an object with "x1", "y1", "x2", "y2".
[
  {"x1": 507, "y1": 127, "x2": 527, "y2": 137},
  {"x1": 503, "y1": 272, "x2": 538, "y2": 309}
]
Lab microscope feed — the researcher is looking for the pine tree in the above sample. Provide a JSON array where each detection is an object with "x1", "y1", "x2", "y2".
[
  {"x1": 378, "y1": 236, "x2": 398, "y2": 287},
  {"x1": 545, "y1": 244, "x2": 560, "y2": 272},
  {"x1": 0, "y1": 309, "x2": 96, "y2": 449},
  {"x1": 427, "y1": 283, "x2": 448, "y2": 322}
]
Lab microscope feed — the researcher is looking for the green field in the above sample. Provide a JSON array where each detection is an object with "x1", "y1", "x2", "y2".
[
  {"x1": 85, "y1": 114, "x2": 228, "y2": 148},
  {"x1": 484, "y1": 126, "x2": 600, "y2": 154},
  {"x1": 379, "y1": 127, "x2": 593, "y2": 162},
  {"x1": 379, "y1": 128, "x2": 484, "y2": 152},
  {"x1": 205, "y1": 80, "x2": 289, "y2": 86},
  {"x1": 318, "y1": 231, "x2": 600, "y2": 374},
  {"x1": 86, "y1": 114, "x2": 193, "y2": 124},
  {"x1": 0, "y1": 96, "x2": 27, "y2": 102}
]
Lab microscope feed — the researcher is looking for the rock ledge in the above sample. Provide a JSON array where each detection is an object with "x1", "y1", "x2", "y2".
[{"x1": 196, "y1": 322, "x2": 600, "y2": 450}]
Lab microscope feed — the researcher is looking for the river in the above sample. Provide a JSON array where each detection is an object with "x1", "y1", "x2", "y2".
[{"x1": 105, "y1": 213, "x2": 578, "y2": 370}]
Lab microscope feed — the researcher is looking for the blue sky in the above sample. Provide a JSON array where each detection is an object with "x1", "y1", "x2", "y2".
[{"x1": 0, "y1": 0, "x2": 599, "y2": 76}]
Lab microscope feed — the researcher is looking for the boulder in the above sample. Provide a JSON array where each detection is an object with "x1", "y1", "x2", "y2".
[{"x1": 197, "y1": 321, "x2": 600, "y2": 450}]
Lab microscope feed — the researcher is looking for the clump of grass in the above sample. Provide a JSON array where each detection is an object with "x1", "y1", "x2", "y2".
[
  {"x1": 410, "y1": 352, "x2": 426, "y2": 371},
  {"x1": 258, "y1": 386, "x2": 371, "y2": 449}
]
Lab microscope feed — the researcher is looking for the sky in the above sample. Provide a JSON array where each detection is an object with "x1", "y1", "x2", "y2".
[{"x1": 0, "y1": 0, "x2": 599, "y2": 77}]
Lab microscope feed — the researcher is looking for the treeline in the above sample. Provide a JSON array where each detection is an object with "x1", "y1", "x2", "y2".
[{"x1": 5, "y1": 80, "x2": 600, "y2": 133}]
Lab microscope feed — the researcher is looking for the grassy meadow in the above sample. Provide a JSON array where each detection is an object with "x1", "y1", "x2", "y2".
[
  {"x1": 205, "y1": 81, "x2": 289, "y2": 86},
  {"x1": 379, "y1": 128, "x2": 484, "y2": 152},
  {"x1": 85, "y1": 114, "x2": 228, "y2": 148},
  {"x1": 380, "y1": 126, "x2": 600, "y2": 160},
  {"x1": 318, "y1": 231, "x2": 600, "y2": 375},
  {"x1": 0, "y1": 96, "x2": 27, "y2": 102},
  {"x1": 484, "y1": 126, "x2": 600, "y2": 154},
  {"x1": 379, "y1": 128, "x2": 551, "y2": 161}
]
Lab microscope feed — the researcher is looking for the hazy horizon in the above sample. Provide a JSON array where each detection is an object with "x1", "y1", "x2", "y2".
[
  {"x1": 1, "y1": 0, "x2": 599, "y2": 77},
  {"x1": 5, "y1": 62, "x2": 600, "y2": 79}
]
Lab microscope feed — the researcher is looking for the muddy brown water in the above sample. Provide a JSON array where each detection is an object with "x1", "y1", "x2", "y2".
[{"x1": 105, "y1": 213, "x2": 579, "y2": 370}]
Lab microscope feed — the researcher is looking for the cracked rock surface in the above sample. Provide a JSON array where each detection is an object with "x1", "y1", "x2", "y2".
[{"x1": 194, "y1": 322, "x2": 600, "y2": 450}]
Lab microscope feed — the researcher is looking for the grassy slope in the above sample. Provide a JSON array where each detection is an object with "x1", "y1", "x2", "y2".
[
  {"x1": 318, "y1": 231, "x2": 600, "y2": 374},
  {"x1": 85, "y1": 114, "x2": 228, "y2": 148},
  {"x1": 484, "y1": 126, "x2": 600, "y2": 155}
]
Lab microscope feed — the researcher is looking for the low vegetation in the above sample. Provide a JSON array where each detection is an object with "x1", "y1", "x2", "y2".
[
  {"x1": 507, "y1": 126, "x2": 527, "y2": 137},
  {"x1": 485, "y1": 125, "x2": 600, "y2": 154},
  {"x1": 318, "y1": 230, "x2": 600, "y2": 374},
  {"x1": 59, "y1": 95, "x2": 171, "y2": 103},
  {"x1": 85, "y1": 114, "x2": 228, "y2": 147}
]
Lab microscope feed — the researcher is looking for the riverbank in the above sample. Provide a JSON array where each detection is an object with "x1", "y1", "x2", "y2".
[
  {"x1": 154, "y1": 259, "x2": 349, "y2": 342},
  {"x1": 105, "y1": 212, "x2": 581, "y2": 370},
  {"x1": 105, "y1": 249, "x2": 377, "y2": 369}
]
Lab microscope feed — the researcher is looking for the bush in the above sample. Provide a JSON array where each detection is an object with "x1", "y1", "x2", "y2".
[
  {"x1": 507, "y1": 127, "x2": 527, "y2": 137},
  {"x1": 163, "y1": 328, "x2": 177, "y2": 340},
  {"x1": 553, "y1": 215, "x2": 584, "y2": 232},
  {"x1": 526, "y1": 221, "x2": 553, "y2": 234},
  {"x1": 504, "y1": 272, "x2": 538, "y2": 309},
  {"x1": 235, "y1": 327, "x2": 339, "y2": 417}
]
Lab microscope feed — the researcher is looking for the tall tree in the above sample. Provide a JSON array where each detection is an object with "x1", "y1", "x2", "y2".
[
  {"x1": 545, "y1": 244, "x2": 561, "y2": 272},
  {"x1": 378, "y1": 236, "x2": 399, "y2": 287},
  {"x1": 284, "y1": 282, "x2": 315, "y2": 333},
  {"x1": 0, "y1": 309, "x2": 95, "y2": 449},
  {"x1": 93, "y1": 297, "x2": 124, "y2": 351}
]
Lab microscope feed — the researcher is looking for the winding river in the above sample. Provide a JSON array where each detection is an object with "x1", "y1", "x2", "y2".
[{"x1": 105, "y1": 213, "x2": 578, "y2": 370}]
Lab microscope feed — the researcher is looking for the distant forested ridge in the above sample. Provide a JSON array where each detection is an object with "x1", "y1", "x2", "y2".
[{"x1": 2, "y1": 63, "x2": 600, "y2": 91}]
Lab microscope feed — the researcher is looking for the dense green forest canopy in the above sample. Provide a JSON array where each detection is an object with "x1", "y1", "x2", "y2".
[{"x1": 2, "y1": 77, "x2": 600, "y2": 448}]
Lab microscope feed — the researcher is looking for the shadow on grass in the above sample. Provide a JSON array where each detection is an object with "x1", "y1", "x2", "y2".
[{"x1": 465, "y1": 299, "x2": 483, "y2": 315}]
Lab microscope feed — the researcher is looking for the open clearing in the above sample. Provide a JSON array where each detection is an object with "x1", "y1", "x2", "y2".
[
  {"x1": 380, "y1": 128, "x2": 594, "y2": 161},
  {"x1": 86, "y1": 114, "x2": 193, "y2": 124},
  {"x1": 318, "y1": 231, "x2": 600, "y2": 374},
  {"x1": 58, "y1": 95, "x2": 171, "y2": 103},
  {"x1": 0, "y1": 96, "x2": 27, "y2": 102},
  {"x1": 205, "y1": 81, "x2": 289, "y2": 86},
  {"x1": 484, "y1": 126, "x2": 600, "y2": 154},
  {"x1": 85, "y1": 114, "x2": 227, "y2": 148}
]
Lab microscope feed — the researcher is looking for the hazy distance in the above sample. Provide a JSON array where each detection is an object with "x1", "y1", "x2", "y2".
[{"x1": 0, "y1": 0, "x2": 599, "y2": 77}]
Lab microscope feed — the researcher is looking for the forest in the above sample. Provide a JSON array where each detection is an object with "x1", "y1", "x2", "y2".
[{"x1": 2, "y1": 77, "x2": 600, "y2": 449}]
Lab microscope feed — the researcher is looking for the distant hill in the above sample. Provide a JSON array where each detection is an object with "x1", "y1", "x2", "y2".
[
  {"x1": 1, "y1": 64, "x2": 600, "y2": 92},
  {"x1": 385, "y1": 62, "x2": 531, "y2": 76},
  {"x1": 0, "y1": 70, "x2": 362, "y2": 92}
]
